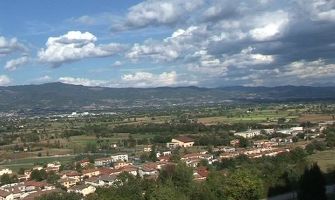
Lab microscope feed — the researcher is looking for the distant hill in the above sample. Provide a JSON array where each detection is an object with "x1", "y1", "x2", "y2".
[{"x1": 1, "y1": 82, "x2": 335, "y2": 114}]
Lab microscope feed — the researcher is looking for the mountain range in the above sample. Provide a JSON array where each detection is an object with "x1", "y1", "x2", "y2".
[{"x1": 1, "y1": 83, "x2": 335, "y2": 114}]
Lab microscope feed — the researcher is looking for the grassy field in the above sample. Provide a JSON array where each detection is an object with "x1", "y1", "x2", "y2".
[
  {"x1": 69, "y1": 133, "x2": 155, "y2": 147},
  {"x1": 0, "y1": 155, "x2": 75, "y2": 172},
  {"x1": 308, "y1": 150, "x2": 335, "y2": 172},
  {"x1": 198, "y1": 110, "x2": 299, "y2": 124}
]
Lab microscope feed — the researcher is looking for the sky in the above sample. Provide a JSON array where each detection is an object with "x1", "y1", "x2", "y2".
[{"x1": 0, "y1": 0, "x2": 335, "y2": 87}]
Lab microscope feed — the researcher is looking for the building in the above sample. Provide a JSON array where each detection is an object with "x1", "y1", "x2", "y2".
[
  {"x1": 113, "y1": 161, "x2": 130, "y2": 169},
  {"x1": 59, "y1": 177, "x2": 79, "y2": 189},
  {"x1": 143, "y1": 145, "x2": 152, "y2": 152},
  {"x1": 60, "y1": 170, "x2": 81, "y2": 181},
  {"x1": 84, "y1": 176, "x2": 102, "y2": 187},
  {"x1": 68, "y1": 184, "x2": 96, "y2": 197},
  {"x1": 263, "y1": 129, "x2": 275, "y2": 135},
  {"x1": 94, "y1": 157, "x2": 112, "y2": 167},
  {"x1": 0, "y1": 169, "x2": 12, "y2": 176},
  {"x1": 0, "y1": 189, "x2": 13, "y2": 200},
  {"x1": 46, "y1": 162, "x2": 61, "y2": 169},
  {"x1": 217, "y1": 146, "x2": 236, "y2": 152},
  {"x1": 253, "y1": 140, "x2": 278, "y2": 148},
  {"x1": 98, "y1": 175, "x2": 118, "y2": 186},
  {"x1": 111, "y1": 154, "x2": 128, "y2": 162},
  {"x1": 234, "y1": 130, "x2": 261, "y2": 138},
  {"x1": 79, "y1": 159, "x2": 90, "y2": 168},
  {"x1": 82, "y1": 169, "x2": 100, "y2": 178},
  {"x1": 193, "y1": 167, "x2": 209, "y2": 182},
  {"x1": 167, "y1": 136, "x2": 194, "y2": 148},
  {"x1": 139, "y1": 167, "x2": 158, "y2": 177}
]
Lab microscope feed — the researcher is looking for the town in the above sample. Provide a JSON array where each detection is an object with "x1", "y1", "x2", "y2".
[{"x1": 0, "y1": 103, "x2": 335, "y2": 199}]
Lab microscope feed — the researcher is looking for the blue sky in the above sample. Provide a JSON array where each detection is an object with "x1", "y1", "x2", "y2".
[{"x1": 0, "y1": 0, "x2": 335, "y2": 87}]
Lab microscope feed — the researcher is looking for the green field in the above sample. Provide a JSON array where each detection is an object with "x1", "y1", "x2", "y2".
[
  {"x1": 0, "y1": 155, "x2": 75, "y2": 172},
  {"x1": 308, "y1": 150, "x2": 335, "y2": 172},
  {"x1": 69, "y1": 133, "x2": 155, "y2": 146}
]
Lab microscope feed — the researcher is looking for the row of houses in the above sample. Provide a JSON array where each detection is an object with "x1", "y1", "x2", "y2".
[
  {"x1": 0, "y1": 181, "x2": 57, "y2": 200},
  {"x1": 219, "y1": 147, "x2": 290, "y2": 160},
  {"x1": 234, "y1": 127, "x2": 304, "y2": 138}
]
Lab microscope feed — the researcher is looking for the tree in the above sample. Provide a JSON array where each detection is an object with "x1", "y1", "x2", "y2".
[
  {"x1": 159, "y1": 163, "x2": 193, "y2": 194},
  {"x1": 18, "y1": 168, "x2": 25, "y2": 175},
  {"x1": 0, "y1": 174, "x2": 12, "y2": 185},
  {"x1": 149, "y1": 145, "x2": 158, "y2": 162},
  {"x1": 238, "y1": 137, "x2": 250, "y2": 148},
  {"x1": 298, "y1": 163, "x2": 326, "y2": 200},
  {"x1": 75, "y1": 162, "x2": 83, "y2": 172},
  {"x1": 30, "y1": 169, "x2": 47, "y2": 181},
  {"x1": 223, "y1": 169, "x2": 264, "y2": 200},
  {"x1": 46, "y1": 171, "x2": 60, "y2": 184},
  {"x1": 148, "y1": 183, "x2": 188, "y2": 200},
  {"x1": 326, "y1": 129, "x2": 335, "y2": 147},
  {"x1": 205, "y1": 171, "x2": 226, "y2": 199},
  {"x1": 36, "y1": 192, "x2": 81, "y2": 200}
]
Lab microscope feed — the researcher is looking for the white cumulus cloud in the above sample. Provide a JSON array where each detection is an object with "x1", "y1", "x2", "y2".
[
  {"x1": 38, "y1": 31, "x2": 127, "y2": 67},
  {"x1": 113, "y1": 0, "x2": 204, "y2": 30}
]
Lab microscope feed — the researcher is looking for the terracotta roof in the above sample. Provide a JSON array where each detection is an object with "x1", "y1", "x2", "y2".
[
  {"x1": 22, "y1": 189, "x2": 61, "y2": 200},
  {"x1": 80, "y1": 159, "x2": 90, "y2": 163},
  {"x1": 0, "y1": 189, "x2": 10, "y2": 197},
  {"x1": 98, "y1": 167, "x2": 114, "y2": 175},
  {"x1": 85, "y1": 176, "x2": 99, "y2": 183},
  {"x1": 61, "y1": 170, "x2": 81, "y2": 177},
  {"x1": 174, "y1": 136, "x2": 194, "y2": 143},
  {"x1": 120, "y1": 165, "x2": 138, "y2": 172},
  {"x1": 59, "y1": 177, "x2": 78, "y2": 183},
  {"x1": 69, "y1": 184, "x2": 93, "y2": 191},
  {"x1": 99, "y1": 174, "x2": 117, "y2": 182},
  {"x1": 83, "y1": 168, "x2": 100, "y2": 174},
  {"x1": 158, "y1": 155, "x2": 171, "y2": 161},
  {"x1": 25, "y1": 181, "x2": 50, "y2": 187}
]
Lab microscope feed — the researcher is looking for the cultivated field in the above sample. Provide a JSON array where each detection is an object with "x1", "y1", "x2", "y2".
[{"x1": 298, "y1": 114, "x2": 334, "y2": 123}]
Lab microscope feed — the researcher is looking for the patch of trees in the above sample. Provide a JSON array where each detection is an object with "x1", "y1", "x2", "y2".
[
  {"x1": 30, "y1": 169, "x2": 60, "y2": 184},
  {"x1": 0, "y1": 174, "x2": 18, "y2": 185},
  {"x1": 37, "y1": 192, "x2": 82, "y2": 200},
  {"x1": 298, "y1": 163, "x2": 326, "y2": 200},
  {"x1": 215, "y1": 147, "x2": 315, "y2": 197},
  {"x1": 325, "y1": 127, "x2": 335, "y2": 147}
]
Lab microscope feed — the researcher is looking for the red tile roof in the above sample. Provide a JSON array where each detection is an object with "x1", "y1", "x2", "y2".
[
  {"x1": 174, "y1": 136, "x2": 194, "y2": 143},
  {"x1": 0, "y1": 189, "x2": 10, "y2": 197},
  {"x1": 25, "y1": 181, "x2": 50, "y2": 187}
]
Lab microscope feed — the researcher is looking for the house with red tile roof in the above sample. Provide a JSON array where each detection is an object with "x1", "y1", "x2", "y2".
[{"x1": 167, "y1": 136, "x2": 194, "y2": 148}]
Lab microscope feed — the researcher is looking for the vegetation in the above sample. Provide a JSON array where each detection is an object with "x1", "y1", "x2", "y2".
[{"x1": 298, "y1": 163, "x2": 327, "y2": 200}]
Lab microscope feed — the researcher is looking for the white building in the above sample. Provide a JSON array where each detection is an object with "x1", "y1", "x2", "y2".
[
  {"x1": 94, "y1": 157, "x2": 112, "y2": 167},
  {"x1": 111, "y1": 154, "x2": 128, "y2": 162},
  {"x1": 0, "y1": 169, "x2": 12, "y2": 176},
  {"x1": 167, "y1": 136, "x2": 195, "y2": 148},
  {"x1": 234, "y1": 130, "x2": 261, "y2": 138},
  {"x1": 68, "y1": 184, "x2": 96, "y2": 197}
]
